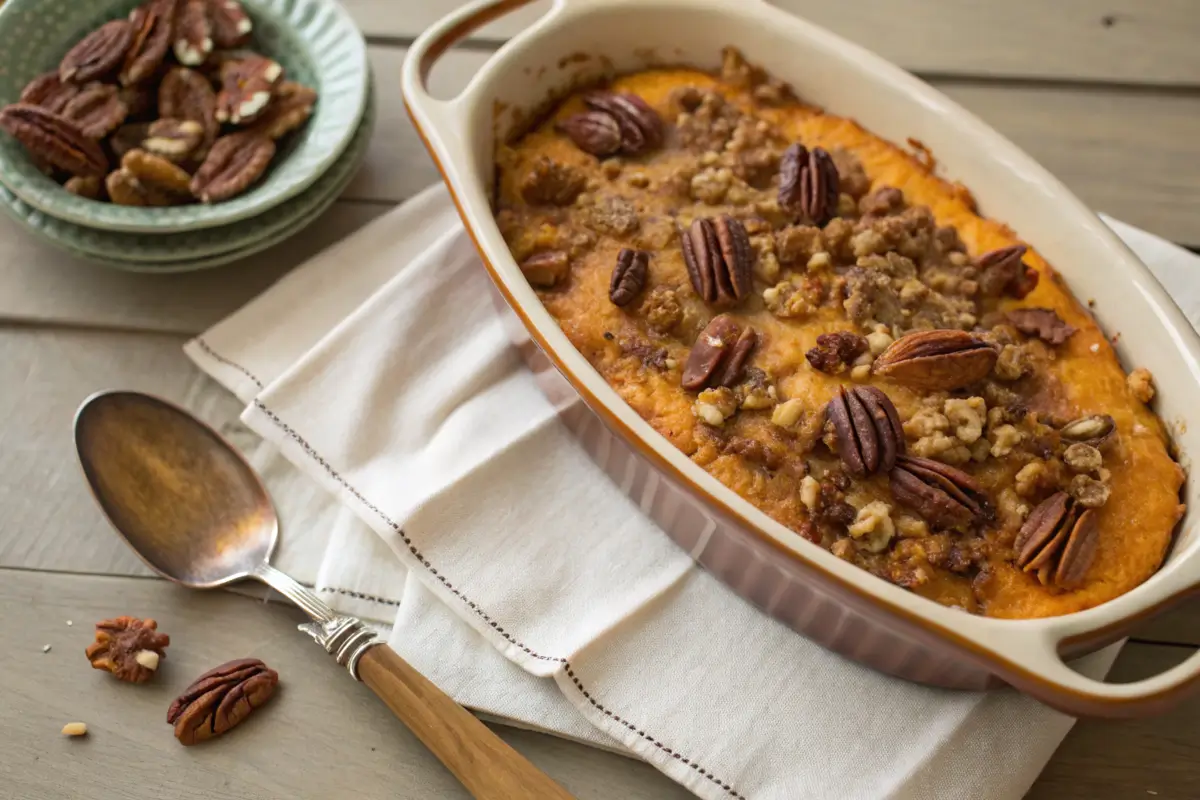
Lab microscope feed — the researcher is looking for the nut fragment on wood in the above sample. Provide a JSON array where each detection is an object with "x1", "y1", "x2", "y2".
[
  {"x1": 167, "y1": 658, "x2": 279, "y2": 745},
  {"x1": 85, "y1": 616, "x2": 169, "y2": 682},
  {"x1": 61, "y1": 722, "x2": 89, "y2": 737}
]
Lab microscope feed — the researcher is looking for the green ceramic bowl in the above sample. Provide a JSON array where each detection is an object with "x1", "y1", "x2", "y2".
[
  {"x1": 0, "y1": 80, "x2": 375, "y2": 265},
  {"x1": 0, "y1": 0, "x2": 367, "y2": 233}
]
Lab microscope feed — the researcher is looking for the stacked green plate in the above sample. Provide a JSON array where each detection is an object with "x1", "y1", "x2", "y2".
[{"x1": 0, "y1": 0, "x2": 371, "y2": 271}]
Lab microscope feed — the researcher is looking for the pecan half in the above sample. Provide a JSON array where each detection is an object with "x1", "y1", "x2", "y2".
[
  {"x1": 873, "y1": 329, "x2": 998, "y2": 391},
  {"x1": 556, "y1": 111, "x2": 622, "y2": 158},
  {"x1": 681, "y1": 215, "x2": 753, "y2": 306},
  {"x1": 209, "y1": 0, "x2": 254, "y2": 49},
  {"x1": 1059, "y1": 414, "x2": 1116, "y2": 450},
  {"x1": 65, "y1": 175, "x2": 104, "y2": 200},
  {"x1": 583, "y1": 92, "x2": 663, "y2": 155},
  {"x1": 682, "y1": 315, "x2": 757, "y2": 390},
  {"x1": 977, "y1": 244, "x2": 1039, "y2": 299},
  {"x1": 122, "y1": 0, "x2": 178, "y2": 87},
  {"x1": 106, "y1": 167, "x2": 181, "y2": 206},
  {"x1": 245, "y1": 82, "x2": 317, "y2": 140},
  {"x1": 890, "y1": 455, "x2": 990, "y2": 530},
  {"x1": 190, "y1": 131, "x2": 275, "y2": 201},
  {"x1": 520, "y1": 251, "x2": 569, "y2": 287},
  {"x1": 1005, "y1": 307, "x2": 1076, "y2": 346},
  {"x1": 61, "y1": 83, "x2": 129, "y2": 139},
  {"x1": 806, "y1": 331, "x2": 868, "y2": 374},
  {"x1": 1014, "y1": 492, "x2": 1099, "y2": 588},
  {"x1": 174, "y1": 0, "x2": 214, "y2": 66},
  {"x1": 159, "y1": 67, "x2": 220, "y2": 152},
  {"x1": 85, "y1": 616, "x2": 169, "y2": 683},
  {"x1": 20, "y1": 72, "x2": 82, "y2": 114},
  {"x1": 216, "y1": 55, "x2": 283, "y2": 125},
  {"x1": 60, "y1": 20, "x2": 134, "y2": 84},
  {"x1": 123, "y1": 148, "x2": 193, "y2": 195},
  {"x1": 610, "y1": 248, "x2": 649, "y2": 307},
  {"x1": 825, "y1": 385, "x2": 904, "y2": 478},
  {"x1": 167, "y1": 658, "x2": 279, "y2": 745},
  {"x1": 143, "y1": 118, "x2": 206, "y2": 162},
  {"x1": 778, "y1": 144, "x2": 839, "y2": 226},
  {"x1": 0, "y1": 104, "x2": 108, "y2": 177}
]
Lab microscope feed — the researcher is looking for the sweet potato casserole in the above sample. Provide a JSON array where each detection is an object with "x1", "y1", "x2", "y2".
[{"x1": 493, "y1": 49, "x2": 1185, "y2": 618}]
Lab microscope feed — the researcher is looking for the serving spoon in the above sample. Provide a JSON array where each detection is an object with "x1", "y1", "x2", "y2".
[{"x1": 74, "y1": 390, "x2": 574, "y2": 800}]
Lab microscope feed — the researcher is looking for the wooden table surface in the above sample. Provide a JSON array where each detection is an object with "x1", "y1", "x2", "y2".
[{"x1": 3, "y1": 1, "x2": 1199, "y2": 798}]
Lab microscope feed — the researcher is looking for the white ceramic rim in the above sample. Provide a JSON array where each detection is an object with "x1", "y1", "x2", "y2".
[{"x1": 402, "y1": 0, "x2": 1200, "y2": 711}]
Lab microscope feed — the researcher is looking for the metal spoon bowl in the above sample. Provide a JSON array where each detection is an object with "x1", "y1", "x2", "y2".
[{"x1": 74, "y1": 390, "x2": 573, "y2": 800}]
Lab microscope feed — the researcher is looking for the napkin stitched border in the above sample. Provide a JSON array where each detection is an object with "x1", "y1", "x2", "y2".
[{"x1": 193, "y1": 335, "x2": 750, "y2": 800}]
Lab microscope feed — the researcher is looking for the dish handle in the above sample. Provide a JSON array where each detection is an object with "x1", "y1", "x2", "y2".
[
  {"x1": 993, "y1": 571, "x2": 1200, "y2": 717},
  {"x1": 401, "y1": 0, "x2": 561, "y2": 170}
]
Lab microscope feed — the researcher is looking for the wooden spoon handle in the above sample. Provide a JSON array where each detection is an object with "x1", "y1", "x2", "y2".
[{"x1": 357, "y1": 645, "x2": 576, "y2": 799}]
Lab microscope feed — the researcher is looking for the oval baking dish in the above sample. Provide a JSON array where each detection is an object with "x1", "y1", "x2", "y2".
[{"x1": 402, "y1": 0, "x2": 1200, "y2": 717}]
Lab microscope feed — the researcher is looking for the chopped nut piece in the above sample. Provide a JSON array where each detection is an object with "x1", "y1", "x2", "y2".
[
  {"x1": 1063, "y1": 443, "x2": 1103, "y2": 473},
  {"x1": 772, "y1": 398, "x2": 805, "y2": 429},
  {"x1": 989, "y1": 424, "x2": 1024, "y2": 457},
  {"x1": 134, "y1": 649, "x2": 161, "y2": 670},
  {"x1": 1070, "y1": 474, "x2": 1111, "y2": 508},
  {"x1": 799, "y1": 475, "x2": 820, "y2": 509},
  {"x1": 520, "y1": 251, "x2": 570, "y2": 288},
  {"x1": 944, "y1": 397, "x2": 986, "y2": 444},
  {"x1": 806, "y1": 331, "x2": 868, "y2": 375},
  {"x1": 847, "y1": 500, "x2": 895, "y2": 552},
  {"x1": 807, "y1": 251, "x2": 832, "y2": 271},
  {"x1": 694, "y1": 387, "x2": 737, "y2": 426},
  {"x1": 865, "y1": 328, "x2": 894, "y2": 356},
  {"x1": 1127, "y1": 367, "x2": 1155, "y2": 403},
  {"x1": 62, "y1": 722, "x2": 88, "y2": 737}
]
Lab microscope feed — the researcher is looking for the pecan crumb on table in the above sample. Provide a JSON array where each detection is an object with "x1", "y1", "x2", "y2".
[{"x1": 494, "y1": 47, "x2": 1184, "y2": 618}]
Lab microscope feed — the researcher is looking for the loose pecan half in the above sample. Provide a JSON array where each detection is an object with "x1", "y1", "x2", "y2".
[
  {"x1": 122, "y1": 0, "x2": 178, "y2": 87},
  {"x1": 681, "y1": 215, "x2": 753, "y2": 306},
  {"x1": 123, "y1": 148, "x2": 193, "y2": 196},
  {"x1": 60, "y1": 20, "x2": 134, "y2": 84},
  {"x1": 216, "y1": 55, "x2": 283, "y2": 125},
  {"x1": 1014, "y1": 492, "x2": 1099, "y2": 588},
  {"x1": 583, "y1": 92, "x2": 663, "y2": 155},
  {"x1": 190, "y1": 131, "x2": 275, "y2": 201},
  {"x1": 806, "y1": 331, "x2": 868, "y2": 375},
  {"x1": 1005, "y1": 307, "x2": 1076, "y2": 346},
  {"x1": 977, "y1": 244, "x2": 1039, "y2": 299},
  {"x1": 1059, "y1": 414, "x2": 1117, "y2": 450},
  {"x1": 167, "y1": 658, "x2": 279, "y2": 745},
  {"x1": 245, "y1": 82, "x2": 317, "y2": 140},
  {"x1": 0, "y1": 104, "x2": 108, "y2": 177},
  {"x1": 143, "y1": 118, "x2": 206, "y2": 162},
  {"x1": 825, "y1": 385, "x2": 904, "y2": 478},
  {"x1": 873, "y1": 329, "x2": 998, "y2": 391},
  {"x1": 209, "y1": 0, "x2": 254, "y2": 49},
  {"x1": 556, "y1": 111, "x2": 622, "y2": 157},
  {"x1": 682, "y1": 315, "x2": 757, "y2": 390},
  {"x1": 159, "y1": 67, "x2": 220, "y2": 153},
  {"x1": 61, "y1": 83, "x2": 129, "y2": 139},
  {"x1": 173, "y1": 0, "x2": 214, "y2": 66},
  {"x1": 85, "y1": 616, "x2": 169, "y2": 683},
  {"x1": 778, "y1": 143, "x2": 839, "y2": 226},
  {"x1": 610, "y1": 248, "x2": 649, "y2": 307},
  {"x1": 890, "y1": 455, "x2": 990, "y2": 530},
  {"x1": 19, "y1": 72, "x2": 82, "y2": 114}
]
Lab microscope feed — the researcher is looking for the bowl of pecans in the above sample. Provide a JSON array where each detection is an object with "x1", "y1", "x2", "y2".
[{"x1": 0, "y1": 0, "x2": 368, "y2": 236}]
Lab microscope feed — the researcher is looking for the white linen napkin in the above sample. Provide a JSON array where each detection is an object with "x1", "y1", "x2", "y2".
[{"x1": 185, "y1": 185, "x2": 1198, "y2": 800}]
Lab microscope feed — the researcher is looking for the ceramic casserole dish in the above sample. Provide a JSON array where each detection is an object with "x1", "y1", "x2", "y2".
[{"x1": 402, "y1": 0, "x2": 1200, "y2": 717}]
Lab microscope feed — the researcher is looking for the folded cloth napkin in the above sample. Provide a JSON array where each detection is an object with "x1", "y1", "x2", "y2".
[{"x1": 186, "y1": 185, "x2": 1198, "y2": 799}]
